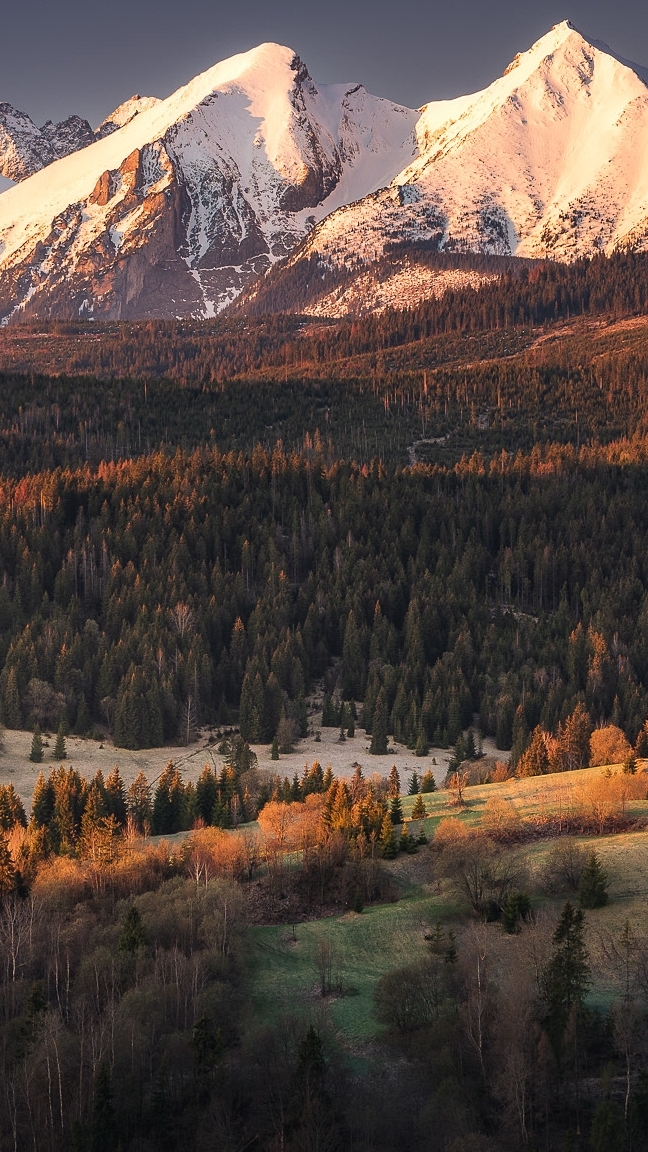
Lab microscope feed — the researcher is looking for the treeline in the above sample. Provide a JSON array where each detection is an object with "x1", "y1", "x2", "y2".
[
  {"x1": 238, "y1": 246, "x2": 648, "y2": 329},
  {"x1": 3, "y1": 251, "x2": 648, "y2": 385},
  {"x1": 1, "y1": 444, "x2": 648, "y2": 751}
]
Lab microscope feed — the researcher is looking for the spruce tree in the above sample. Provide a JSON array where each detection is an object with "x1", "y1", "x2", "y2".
[
  {"x1": 53, "y1": 722, "x2": 67, "y2": 761},
  {"x1": 379, "y1": 812, "x2": 397, "y2": 859},
  {"x1": 195, "y1": 765, "x2": 217, "y2": 825},
  {"x1": 342, "y1": 610, "x2": 365, "y2": 700},
  {"x1": 90, "y1": 1061, "x2": 117, "y2": 1152},
  {"x1": 411, "y1": 793, "x2": 427, "y2": 820},
  {"x1": 2, "y1": 667, "x2": 21, "y2": 729},
  {"x1": 370, "y1": 688, "x2": 388, "y2": 754},
  {"x1": 29, "y1": 725, "x2": 43, "y2": 764},
  {"x1": 579, "y1": 852, "x2": 609, "y2": 909},
  {"x1": 31, "y1": 772, "x2": 55, "y2": 828},
  {"x1": 415, "y1": 724, "x2": 429, "y2": 757},
  {"x1": 118, "y1": 905, "x2": 146, "y2": 954},
  {"x1": 408, "y1": 770, "x2": 420, "y2": 795},
  {"x1": 420, "y1": 770, "x2": 436, "y2": 793},
  {"x1": 390, "y1": 794, "x2": 404, "y2": 825},
  {"x1": 271, "y1": 735, "x2": 279, "y2": 760},
  {"x1": 542, "y1": 900, "x2": 591, "y2": 1053}
]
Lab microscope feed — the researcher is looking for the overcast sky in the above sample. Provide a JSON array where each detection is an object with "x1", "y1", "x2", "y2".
[{"x1": 5, "y1": 0, "x2": 648, "y2": 127}]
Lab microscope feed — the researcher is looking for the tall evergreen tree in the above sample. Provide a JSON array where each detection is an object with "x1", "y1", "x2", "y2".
[
  {"x1": 370, "y1": 688, "x2": 388, "y2": 755},
  {"x1": 390, "y1": 794, "x2": 404, "y2": 825},
  {"x1": 29, "y1": 725, "x2": 43, "y2": 764},
  {"x1": 342, "y1": 610, "x2": 365, "y2": 700},
  {"x1": 379, "y1": 812, "x2": 397, "y2": 859},
  {"x1": 542, "y1": 900, "x2": 590, "y2": 1054},
  {"x1": 105, "y1": 766, "x2": 127, "y2": 827},
  {"x1": 411, "y1": 793, "x2": 427, "y2": 820},
  {"x1": 408, "y1": 770, "x2": 421, "y2": 795},
  {"x1": 579, "y1": 852, "x2": 609, "y2": 909},
  {"x1": 53, "y1": 721, "x2": 67, "y2": 761}
]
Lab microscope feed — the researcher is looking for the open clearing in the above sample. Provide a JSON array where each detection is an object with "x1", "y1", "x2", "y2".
[{"x1": 0, "y1": 718, "x2": 505, "y2": 811}]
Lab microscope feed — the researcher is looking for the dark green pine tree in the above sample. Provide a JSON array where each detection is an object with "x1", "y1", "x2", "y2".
[
  {"x1": 509, "y1": 706, "x2": 530, "y2": 770},
  {"x1": 542, "y1": 900, "x2": 591, "y2": 1055},
  {"x1": 263, "y1": 672, "x2": 283, "y2": 743},
  {"x1": 271, "y1": 735, "x2": 279, "y2": 760},
  {"x1": 53, "y1": 722, "x2": 67, "y2": 761},
  {"x1": 342, "y1": 610, "x2": 365, "y2": 701},
  {"x1": 195, "y1": 765, "x2": 217, "y2": 825},
  {"x1": 321, "y1": 693, "x2": 336, "y2": 727},
  {"x1": 90, "y1": 1061, "x2": 117, "y2": 1152},
  {"x1": 152, "y1": 762, "x2": 184, "y2": 834},
  {"x1": 390, "y1": 794, "x2": 404, "y2": 826},
  {"x1": 415, "y1": 723, "x2": 429, "y2": 757},
  {"x1": 192, "y1": 1015, "x2": 224, "y2": 1101},
  {"x1": 289, "y1": 1026, "x2": 335, "y2": 1150},
  {"x1": 2, "y1": 666, "x2": 21, "y2": 729},
  {"x1": 118, "y1": 905, "x2": 146, "y2": 954},
  {"x1": 495, "y1": 696, "x2": 515, "y2": 751},
  {"x1": 408, "y1": 770, "x2": 421, "y2": 795},
  {"x1": 579, "y1": 852, "x2": 609, "y2": 909},
  {"x1": 31, "y1": 772, "x2": 55, "y2": 829},
  {"x1": 105, "y1": 766, "x2": 127, "y2": 827},
  {"x1": 370, "y1": 688, "x2": 388, "y2": 755},
  {"x1": 29, "y1": 725, "x2": 43, "y2": 764}
]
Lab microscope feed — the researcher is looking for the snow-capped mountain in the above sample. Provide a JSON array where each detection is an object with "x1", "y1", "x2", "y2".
[
  {"x1": 263, "y1": 20, "x2": 648, "y2": 316},
  {"x1": 0, "y1": 103, "x2": 95, "y2": 181},
  {"x1": 0, "y1": 44, "x2": 418, "y2": 321},
  {"x1": 2, "y1": 22, "x2": 648, "y2": 322}
]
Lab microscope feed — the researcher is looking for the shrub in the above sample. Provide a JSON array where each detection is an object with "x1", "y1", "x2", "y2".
[{"x1": 542, "y1": 839, "x2": 587, "y2": 893}]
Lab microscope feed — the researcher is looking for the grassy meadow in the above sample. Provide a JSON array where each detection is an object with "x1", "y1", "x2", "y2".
[{"x1": 246, "y1": 762, "x2": 648, "y2": 1047}]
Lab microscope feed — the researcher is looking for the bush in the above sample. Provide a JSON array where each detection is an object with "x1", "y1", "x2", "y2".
[
  {"x1": 542, "y1": 839, "x2": 587, "y2": 893},
  {"x1": 374, "y1": 959, "x2": 448, "y2": 1031}
]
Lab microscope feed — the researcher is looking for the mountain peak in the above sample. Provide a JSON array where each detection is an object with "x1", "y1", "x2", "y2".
[{"x1": 2, "y1": 24, "x2": 648, "y2": 322}]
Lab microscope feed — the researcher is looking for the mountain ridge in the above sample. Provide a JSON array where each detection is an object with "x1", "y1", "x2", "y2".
[{"x1": 2, "y1": 23, "x2": 648, "y2": 322}]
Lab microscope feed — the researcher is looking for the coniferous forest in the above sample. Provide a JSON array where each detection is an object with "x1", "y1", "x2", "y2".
[{"x1": 2, "y1": 251, "x2": 648, "y2": 1150}]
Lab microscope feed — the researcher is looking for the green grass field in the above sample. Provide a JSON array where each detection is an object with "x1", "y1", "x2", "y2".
[{"x1": 246, "y1": 763, "x2": 648, "y2": 1046}]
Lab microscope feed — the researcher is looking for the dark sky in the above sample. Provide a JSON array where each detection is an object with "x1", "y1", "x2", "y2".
[{"x1": 5, "y1": 0, "x2": 648, "y2": 128}]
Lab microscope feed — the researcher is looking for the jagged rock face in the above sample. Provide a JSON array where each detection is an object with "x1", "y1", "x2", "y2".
[
  {"x1": 0, "y1": 104, "x2": 94, "y2": 180},
  {"x1": 0, "y1": 143, "x2": 203, "y2": 321},
  {"x1": 0, "y1": 43, "x2": 418, "y2": 321}
]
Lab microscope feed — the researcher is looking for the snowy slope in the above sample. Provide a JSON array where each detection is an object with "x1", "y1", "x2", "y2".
[
  {"x1": 0, "y1": 43, "x2": 418, "y2": 321},
  {"x1": 96, "y1": 95, "x2": 162, "y2": 138},
  {"x1": 291, "y1": 21, "x2": 648, "y2": 276}
]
